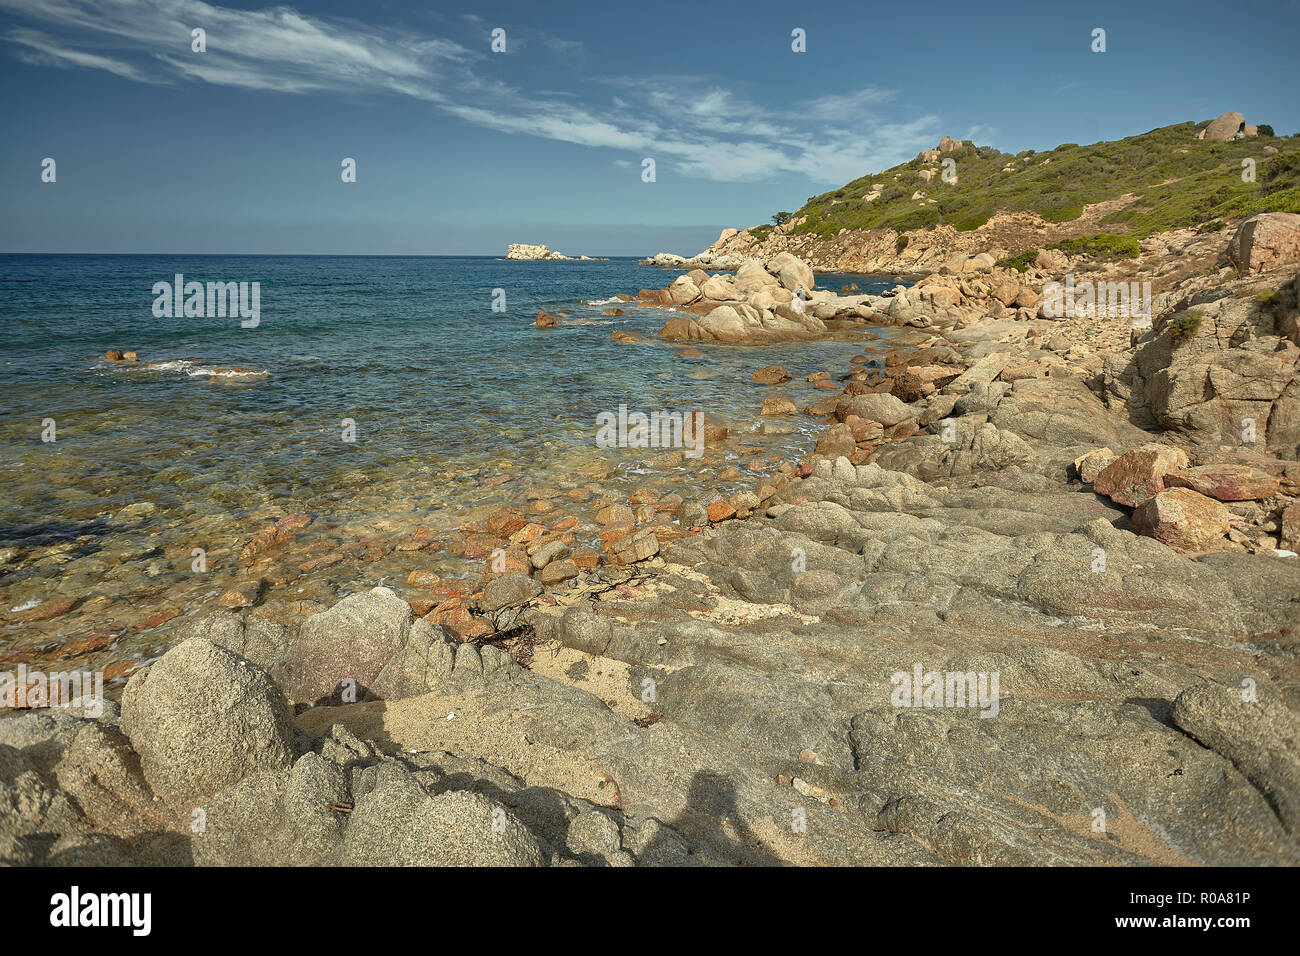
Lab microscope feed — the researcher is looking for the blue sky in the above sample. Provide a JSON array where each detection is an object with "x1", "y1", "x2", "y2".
[{"x1": 2, "y1": 0, "x2": 1298, "y2": 255}]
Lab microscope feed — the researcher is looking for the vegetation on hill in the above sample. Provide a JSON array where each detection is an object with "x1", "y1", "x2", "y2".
[{"x1": 782, "y1": 122, "x2": 1300, "y2": 241}]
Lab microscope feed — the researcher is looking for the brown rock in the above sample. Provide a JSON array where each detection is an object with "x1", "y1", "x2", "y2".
[
  {"x1": 298, "y1": 552, "x2": 344, "y2": 573},
  {"x1": 538, "y1": 558, "x2": 578, "y2": 585},
  {"x1": 1131, "y1": 488, "x2": 1232, "y2": 552},
  {"x1": 597, "y1": 504, "x2": 635, "y2": 526},
  {"x1": 486, "y1": 508, "x2": 528, "y2": 537},
  {"x1": 536, "y1": 310, "x2": 558, "y2": 327},
  {"x1": 1092, "y1": 444, "x2": 1190, "y2": 507},
  {"x1": 1164, "y1": 465, "x2": 1281, "y2": 501},
  {"x1": 1280, "y1": 503, "x2": 1300, "y2": 551},
  {"x1": 761, "y1": 396, "x2": 797, "y2": 416},
  {"x1": 1226, "y1": 212, "x2": 1300, "y2": 275},
  {"x1": 752, "y1": 365, "x2": 792, "y2": 385},
  {"x1": 608, "y1": 529, "x2": 659, "y2": 565},
  {"x1": 991, "y1": 279, "x2": 1020, "y2": 307},
  {"x1": 103, "y1": 659, "x2": 140, "y2": 681},
  {"x1": 1072, "y1": 448, "x2": 1116, "y2": 484},
  {"x1": 707, "y1": 501, "x2": 736, "y2": 523},
  {"x1": 132, "y1": 607, "x2": 180, "y2": 631},
  {"x1": 238, "y1": 514, "x2": 312, "y2": 566},
  {"x1": 407, "y1": 569, "x2": 443, "y2": 588},
  {"x1": 219, "y1": 583, "x2": 261, "y2": 609}
]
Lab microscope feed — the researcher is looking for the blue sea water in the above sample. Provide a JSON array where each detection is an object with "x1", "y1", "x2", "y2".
[{"x1": 0, "y1": 254, "x2": 895, "y2": 653}]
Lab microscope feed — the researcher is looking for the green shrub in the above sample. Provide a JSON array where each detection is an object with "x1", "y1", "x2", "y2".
[
  {"x1": 1053, "y1": 232, "x2": 1141, "y2": 259},
  {"x1": 1167, "y1": 310, "x2": 1203, "y2": 340},
  {"x1": 895, "y1": 234, "x2": 910, "y2": 253},
  {"x1": 996, "y1": 249, "x2": 1039, "y2": 272},
  {"x1": 1258, "y1": 124, "x2": 1275, "y2": 137}
]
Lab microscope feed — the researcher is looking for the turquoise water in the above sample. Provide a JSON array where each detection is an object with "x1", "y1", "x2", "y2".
[{"x1": 0, "y1": 254, "x2": 894, "y2": 659}]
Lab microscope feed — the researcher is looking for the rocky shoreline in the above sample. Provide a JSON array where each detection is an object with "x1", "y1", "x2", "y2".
[{"x1": 3, "y1": 214, "x2": 1299, "y2": 866}]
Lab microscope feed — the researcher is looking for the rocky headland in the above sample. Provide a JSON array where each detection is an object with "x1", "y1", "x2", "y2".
[{"x1": 5, "y1": 202, "x2": 1299, "y2": 866}]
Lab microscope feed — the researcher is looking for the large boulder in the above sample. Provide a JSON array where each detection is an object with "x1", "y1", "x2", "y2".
[
  {"x1": 766, "y1": 252, "x2": 814, "y2": 293},
  {"x1": 1130, "y1": 487, "x2": 1231, "y2": 551},
  {"x1": 342, "y1": 767, "x2": 543, "y2": 866},
  {"x1": 699, "y1": 275, "x2": 741, "y2": 301},
  {"x1": 1164, "y1": 464, "x2": 1281, "y2": 501},
  {"x1": 734, "y1": 259, "x2": 781, "y2": 294},
  {"x1": 1092, "y1": 443, "x2": 1190, "y2": 507},
  {"x1": 1201, "y1": 111, "x2": 1246, "y2": 142},
  {"x1": 835, "y1": 392, "x2": 915, "y2": 428},
  {"x1": 120, "y1": 638, "x2": 295, "y2": 808},
  {"x1": 1226, "y1": 213, "x2": 1300, "y2": 275},
  {"x1": 1101, "y1": 290, "x2": 1300, "y2": 459},
  {"x1": 284, "y1": 586, "x2": 413, "y2": 703},
  {"x1": 663, "y1": 275, "x2": 701, "y2": 305}
]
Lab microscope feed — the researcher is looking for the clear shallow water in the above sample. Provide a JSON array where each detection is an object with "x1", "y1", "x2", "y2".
[{"x1": 0, "y1": 254, "x2": 895, "y2": 665}]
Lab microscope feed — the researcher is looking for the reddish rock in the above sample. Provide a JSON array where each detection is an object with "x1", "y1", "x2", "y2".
[
  {"x1": 814, "y1": 423, "x2": 857, "y2": 460},
  {"x1": 1092, "y1": 444, "x2": 1190, "y2": 507},
  {"x1": 536, "y1": 310, "x2": 557, "y2": 327},
  {"x1": 11, "y1": 597, "x2": 79, "y2": 623},
  {"x1": 486, "y1": 508, "x2": 528, "y2": 537},
  {"x1": 298, "y1": 551, "x2": 345, "y2": 573},
  {"x1": 407, "y1": 569, "x2": 443, "y2": 588},
  {"x1": 608, "y1": 529, "x2": 660, "y2": 565},
  {"x1": 62, "y1": 631, "x2": 114, "y2": 657},
  {"x1": 707, "y1": 502, "x2": 737, "y2": 523},
  {"x1": 598, "y1": 522, "x2": 636, "y2": 544},
  {"x1": 408, "y1": 597, "x2": 437, "y2": 617},
  {"x1": 429, "y1": 578, "x2": 478, "y2": 599},
  {"x1": 132, "y1": 607, "x2": 180, "y2": 631},
  {"x1": 103, "y1": 659, "x2": 140, "y2": 681},
  {"x1": 239, "y1": 514, "x2": 312, "y2": 565},
  {"x1": 761, "y1": 396, "x2": 797, "y2": 416},
  {"x1": 550, "y1": 515, "x2": 578, "y2": 531},
  {"x1": 1164, "y1": 465, "x2": 1281, "y2": 501},
  {"x1": 1226, "y1": 212, "x2": 1300, "y2": 275},
  {"x1": 463, "y1": 536, "x2": 507, "y2": 560},
  {"x1": 1131, "y1": 488, "x2": 1232, "y2": 552},
  {"x1": 1281, "y1": 503, "x2": 1300, "y2": 551},
  {"x1": 508, "y1": 522, "x2": 547, "y2": 545},
  {"x1": 219, "y1": 582, "x2": 261, "y2": 609},
  {"x1": 596, "y1": 504, "x2": 636, "y2": 526}
]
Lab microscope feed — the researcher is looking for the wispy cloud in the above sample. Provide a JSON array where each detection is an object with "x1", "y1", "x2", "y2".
[{"x1": 0, "y1": 0, "x2": 941, "y2": 184}]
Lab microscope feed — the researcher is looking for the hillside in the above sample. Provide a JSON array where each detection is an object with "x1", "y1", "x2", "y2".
[{"x1": 681, "y1": 115, "x2": 1300, "y2": 274}]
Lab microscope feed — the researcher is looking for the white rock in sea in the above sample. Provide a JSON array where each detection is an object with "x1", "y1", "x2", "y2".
[{"x1": 505, "y1": 243, "x2": 606, "y2": 261}]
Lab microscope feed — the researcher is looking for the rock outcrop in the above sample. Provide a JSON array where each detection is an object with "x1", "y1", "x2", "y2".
[{"x1": 506, "y1": 243, "x2": 606, "y2": 261}]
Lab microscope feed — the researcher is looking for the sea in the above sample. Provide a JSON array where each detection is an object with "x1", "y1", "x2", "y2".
[{"x1": 0, "y1": 254, "x2": 896, "y2": 666}]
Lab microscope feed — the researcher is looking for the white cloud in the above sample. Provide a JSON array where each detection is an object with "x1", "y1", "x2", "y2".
[{"x1": 0, "y1": 0, "x2": 941, "y2": 184}]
